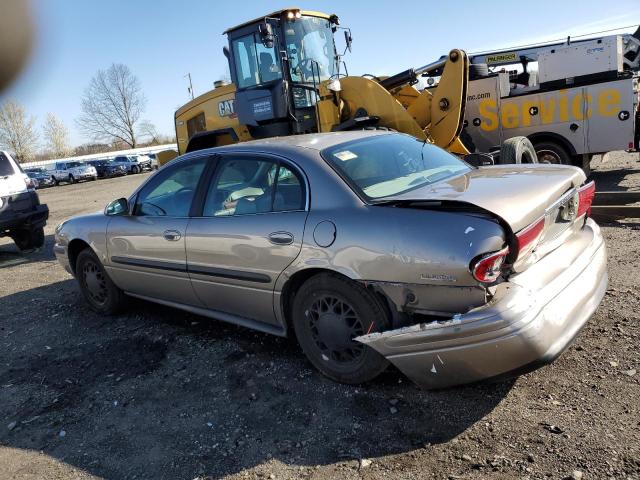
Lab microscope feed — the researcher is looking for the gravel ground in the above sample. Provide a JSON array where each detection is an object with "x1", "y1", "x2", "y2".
[{"x1": 1, "y1": 154, "x2": 639, "y2": 480}]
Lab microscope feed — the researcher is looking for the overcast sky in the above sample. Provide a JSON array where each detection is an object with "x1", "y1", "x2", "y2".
[{"x1": 3, "y1": 0, "x2": 639, "y2": 147}]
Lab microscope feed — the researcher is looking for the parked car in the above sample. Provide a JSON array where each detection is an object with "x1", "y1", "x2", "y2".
[
  {"x1": 146, "y1": 153, "x2": 159, "y2": 170},
  {"x1": 135, "y1": 154, "x2": 153, "y2": 171},
  {"x1": 50, "y1": 161, "x2": 97, "y2": 185},
  {"x1": 86, "y1": 159, "x2": 127, "y2": 178},
  {"x1": 54, "y1": 131, "x2": 607, "y2": 389},
  {"x1": 1, "y1": 151, "x2": 49, "y2": 251},
  {"x1": 112, "y1": 155, "x2": 152, "y2": 174},
  {"x1": 25, "y1": 168, "x2": 55, "y2": 188}
]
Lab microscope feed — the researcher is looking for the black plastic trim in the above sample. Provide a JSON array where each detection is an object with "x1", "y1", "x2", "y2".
[
  {"x1": 187, "y1": 264, "x2": 271, "y2": 283},
  {"x1": 110, "y1": 256, "x2": 187, "y2": 272}
]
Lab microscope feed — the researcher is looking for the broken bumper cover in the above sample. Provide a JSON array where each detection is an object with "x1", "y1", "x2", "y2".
[{"x1": 356, "y1": 219, "x2": 607, "y2": 389}]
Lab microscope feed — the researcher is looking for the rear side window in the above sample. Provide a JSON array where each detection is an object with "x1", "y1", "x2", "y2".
[
  {"x1": 203, "y1": 157, "x2": 304, "y2": 216},
  {"x1": 0, "y1": 152, "x2": 15, "y2": 176}
]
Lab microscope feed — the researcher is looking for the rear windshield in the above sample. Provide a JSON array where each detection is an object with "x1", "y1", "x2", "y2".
[
  {"x1": 0, "y1": 152, "x2": 15, "y2": 176},
  {"x1": 321, "y1": 134, "x2": 470, "y2": 200}
]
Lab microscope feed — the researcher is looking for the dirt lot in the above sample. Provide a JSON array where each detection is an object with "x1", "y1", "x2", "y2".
[{"x1": 1, "y1": 155, "x2": 639, "y2": 480}]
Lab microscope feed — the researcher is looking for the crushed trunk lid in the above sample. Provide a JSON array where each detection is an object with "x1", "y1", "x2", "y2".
[{"x1": 375, "y1": 164, "x2": 586, "y2": 232}]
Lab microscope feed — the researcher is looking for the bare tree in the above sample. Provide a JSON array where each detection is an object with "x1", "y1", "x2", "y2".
[
  {"x1": 139, "y1": 120, "x2": 159, "y2": 144},
  {"x1": 42, "y1": 113, "x2": 72, "y2": 158},
  {"x1": 0, "y1": 100, "x2": 39, "y2": 162},
  {"x1": 77, "y1": 63, "x2": 146, "y2": 148}
]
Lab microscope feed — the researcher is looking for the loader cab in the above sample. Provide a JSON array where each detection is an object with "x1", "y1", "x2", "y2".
[{"x1": 225, "y1": 9, "x2": 340, "y2": 138}]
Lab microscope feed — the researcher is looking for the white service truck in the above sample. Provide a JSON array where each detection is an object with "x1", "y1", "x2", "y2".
[{"x1": 458, "y1": 28, "x2": 640, "y2": 169}]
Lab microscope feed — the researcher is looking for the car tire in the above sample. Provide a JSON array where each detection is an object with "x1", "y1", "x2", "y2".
[
  {"x1": 132, "y1": 165, "x2": 140, "y2": 174},
  {"x1": 52, "y1": 176, "x2": 59, "y2": 186},
  {"x1": 11, "y1": 226, "x2": 45, "y2": 251},
  {"x1": 76, "y1": 248, "x2": 127, "y2": 315},
  {"x1": 499, "y1": 136, "x2": 538, "y2": 164},
  {"x1": 533, "y1": 141, "x2": 571, "y2": 165},
  {"x1": 292, "y1": 273, "x2": 390, "y2": 384},
  {"x1": 68, "y1": 174, "x2": 75, "y2": 184}
]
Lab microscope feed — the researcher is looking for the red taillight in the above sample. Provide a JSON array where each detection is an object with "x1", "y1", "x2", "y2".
[
  {"x1": 515, "y1": 216, "x2": 545, "y2": 259},
  {"x1": 577, "y1": 181, "x2": 595, "y2": 218},
  {"x1": 471, "y1": 246, "x2": 509, "y2": 283}
]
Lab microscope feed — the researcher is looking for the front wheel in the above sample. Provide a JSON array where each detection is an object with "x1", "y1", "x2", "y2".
[
  {"x1": 51, "y1": 176, "x2": 59, "y2": 186},
  {"x1": 292, "y1": 273, "x2": 390, "y2": 384},
  {"x1": 68, "y1": 174, "x2": 75, "y2": 184},
  {"x1": 131, "y1": 165, "x2": 140, "y2": 174},
  {"x1": 76, "y1": 249, "x2": 127, "y2": 314}
]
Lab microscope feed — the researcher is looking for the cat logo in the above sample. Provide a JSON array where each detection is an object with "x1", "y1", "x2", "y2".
[{"x1": 218, "y1": 99, "x2": 235, "y2": 118}]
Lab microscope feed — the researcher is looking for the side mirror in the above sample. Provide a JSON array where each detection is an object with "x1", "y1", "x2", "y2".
[
  {"x1": 344, "y1": 30, "x2": 352, "y2": 53},
  {"x1": 223, "y1": 46, "x2": 230, "y2": 60},
  {"x1": 105, "y1": 198, "x2": 128, "y2": 216},
  {"x1": 258, "y1": 23, "x2": 274, "y2": 49},
  {"x1": 464, "y1": 152, "x2": 495, "y2": 167}
]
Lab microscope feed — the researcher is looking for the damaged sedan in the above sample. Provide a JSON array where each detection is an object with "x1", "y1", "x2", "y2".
[{"x1": 54, "y1": 131, "x2": 607, "y2": 388}]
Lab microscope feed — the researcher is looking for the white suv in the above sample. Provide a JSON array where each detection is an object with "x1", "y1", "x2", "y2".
[
  {"x1": 50, "y1": 161, "x2": 97, "y2": 185},
  {"x1": 0, "y1": 151, "x2": 49, "y2": 251}
]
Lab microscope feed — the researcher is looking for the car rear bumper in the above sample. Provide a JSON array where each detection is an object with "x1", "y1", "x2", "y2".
[
  {"x1": 356, "y1": 219, "x2": 607, "y2": 389},
  {"x1": 0, "y1": 191, "x2": 49, "y2": 233}
]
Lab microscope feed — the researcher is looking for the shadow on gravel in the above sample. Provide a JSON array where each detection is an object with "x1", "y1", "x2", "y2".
[
  {"x1": 0, "y1": 280, "x2": 514, "y2": 479},
  {"x1": 589, "y1": 165, "x2": 640, "y2": 191},
  {"x1": 0, "y1": 234, "x2": 56, "y2": 269}
]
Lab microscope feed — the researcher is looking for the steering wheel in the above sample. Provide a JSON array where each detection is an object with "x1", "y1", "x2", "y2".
[{"x1": 295, "y1": 59, "x2": 319, "y2": 80}]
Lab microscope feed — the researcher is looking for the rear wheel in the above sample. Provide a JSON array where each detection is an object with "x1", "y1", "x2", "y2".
[
  {"x1": 499, "y1": 136, "x2": 538, "y2": 164},
  {"x1": 132, "y1": 165, "x2": 140, "y2": 174},
  {"x1": 533, "y1": 141, "x2": 571, "y2": 165},
  {"x1": 292, "y1": 273, "x2": 390, "y2": 384},
  {"x1": 76, "y1": 249, "x2": 127, "y2": 314}
]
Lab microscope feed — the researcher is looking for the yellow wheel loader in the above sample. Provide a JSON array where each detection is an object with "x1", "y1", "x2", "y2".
[{"x1": 174, "y1": 8, "x2": 526, "y2": 162}]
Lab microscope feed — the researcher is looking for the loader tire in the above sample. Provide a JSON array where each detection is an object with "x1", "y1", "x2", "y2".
[{"x1": 499, "y1": 136, "x2": 538, "y2": 164}]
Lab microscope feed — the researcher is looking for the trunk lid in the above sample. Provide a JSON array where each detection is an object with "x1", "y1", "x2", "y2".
[{"x1": 378, "y1": 164, "x2": 586, "y2": 233}]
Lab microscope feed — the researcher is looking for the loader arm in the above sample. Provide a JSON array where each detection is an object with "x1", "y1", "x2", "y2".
[{"x1": 318, "y1": 50, "x2": 470, "y2": 154}]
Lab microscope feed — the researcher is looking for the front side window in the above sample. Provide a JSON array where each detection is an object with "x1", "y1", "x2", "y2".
[
  {"x1": 322, "y1": 134, "x2": 471, "y2": 200},
  {"x1": 231, "y1": 33, "x2": 282, "y2": 89},
  {"x1": 134, "y1": 158, "x2": 206, "y2": 217},
  {"x1": 203, "y1": 157, "x2": 304, "y2": 216}
]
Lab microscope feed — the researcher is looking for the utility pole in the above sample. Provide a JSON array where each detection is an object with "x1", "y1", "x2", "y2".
[{"x1": 185, "y1": 73, "x2": 194, "y2": 100}]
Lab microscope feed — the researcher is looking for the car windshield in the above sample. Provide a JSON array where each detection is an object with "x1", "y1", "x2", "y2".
[
  {"x1": 67, "y1": 162, "x2": 82, "y2": 167},
  {"x1": 26, "y1": 168, "x2": 45, "y2": 174},
  {"x1": 321, "y1": 134, "x2": 471, "y2": 200}
]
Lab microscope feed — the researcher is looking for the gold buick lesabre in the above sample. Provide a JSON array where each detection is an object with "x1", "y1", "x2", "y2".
[{"x1": 54, "y1": 131, "x2": 607, "y2": 388}]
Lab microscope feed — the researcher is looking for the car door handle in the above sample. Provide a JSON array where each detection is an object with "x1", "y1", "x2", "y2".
[
  {"x1": 268, "y1": 232, "x2": 293, "y2": 245},
  {"x1": 163, "y1": 230, "x2": 182, "y2": 241}
]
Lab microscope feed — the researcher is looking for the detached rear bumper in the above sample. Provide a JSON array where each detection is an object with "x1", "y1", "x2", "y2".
[{"x1": 356, "y1": 219, "x2": 607, "y2": 389}]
